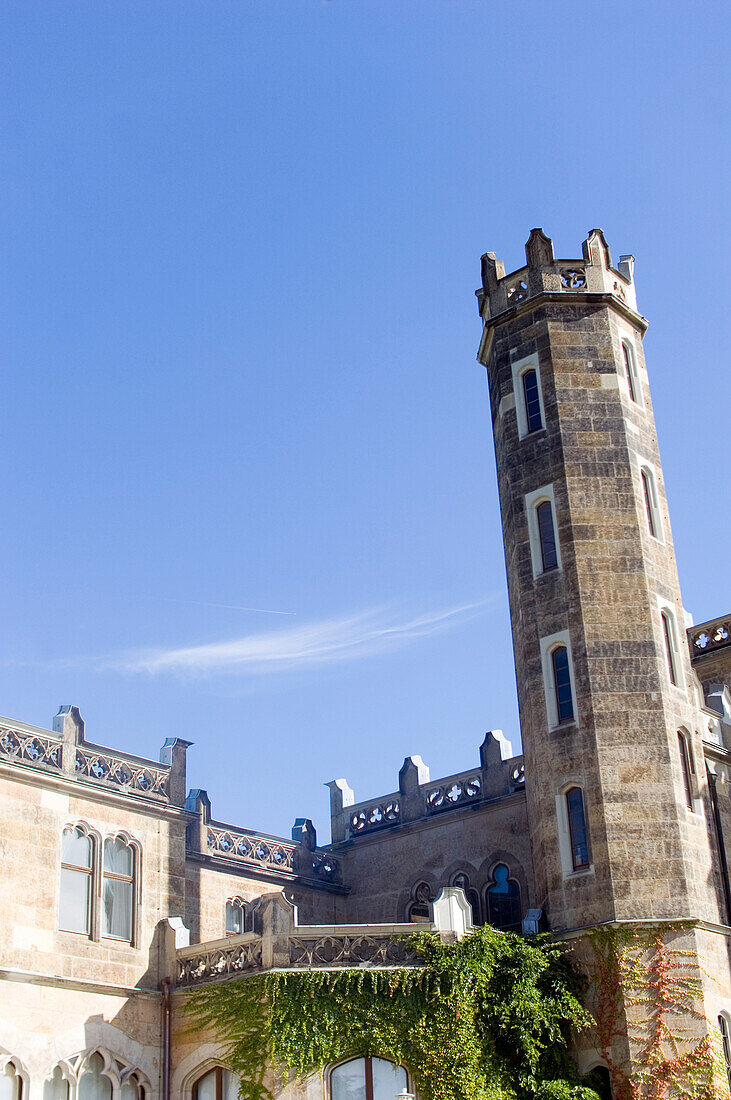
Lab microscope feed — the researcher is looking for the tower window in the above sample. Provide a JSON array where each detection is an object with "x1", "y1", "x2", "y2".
[
  {"x1": 552, "y1": 646, "x2": 574, "y2": 723},
  {"x1": 661, "y1": 609, "x2": 680, "y2": 686},
  {"x1": 102, "y1": 837, "x2": 135, "y2": 942},
  {"x1": 522, "y1": 369, "x2": 543, "y2": 432},
  {"x1": 622, "y1": 340, "x2": 641, "y2": 404},
  {"x1": 536, "y1": 501, "x2": 558, "y2": 571},
  {"x1": 59, "y1": 826, "x2": 94, "y2": 935},
  {"x1": 640, "y1": 467, "x2": 661, "y2": 539},
  {"x1": 566, "y1": 787, "x2": 590, "y2": 870},
  {"x1": 678, "y1": 732, "x2": 694, "y2": 810}
]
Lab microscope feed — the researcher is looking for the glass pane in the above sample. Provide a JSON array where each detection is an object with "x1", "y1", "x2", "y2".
[
  {"x1": 104, "y1": 837, "x2": 133, "y2": 875},
  {"x1": 331, "y1": 1059, "x2": 366, "y2": 1100},
  {"x1": 226, "y1": 901, "x2": 244, "y2": 934},
  {"x1": 222, "y1": 1070, "x2": 241, "y2": 1100},
  {"x1": 372, "y1": 1058, "x2": 407, "y2": 1099},
  {"x1": 0, "y1": 1064, "x2": 20, "y2": 1100},
  {"x1": 44, "y1": 1068, "x2": 70, "y2": 1100},
  {"x1": 59, "y1": 867, "x2": 91, "y2": 934},
  {"x1": 194, "y1": 1070, "x2": 217, "y2": 1100},
  {"x1": 78, "y1": 1055, "x2": 112, "y2": 1100},
  {"x1": 488, "y1": 865, "x2": 521, "y2": 930},
  {"x1": 567, "y1": 788, "x2": 589, "y2": 869},
  {"x1": 62, "y1": 827, "x2": 92, "y2": 868},
  {"x1": 537, "y1": 502, "x2": 557, "y2": 570},
  {"x1": 522, "y1": 370, "x2": 543, "y2": 432},
  {"x1": 103, "y1": 876, "x2": 133, "y2": 939},
  {"x1": 552, "y1": 648, "x2": 574, "y2": 722}
]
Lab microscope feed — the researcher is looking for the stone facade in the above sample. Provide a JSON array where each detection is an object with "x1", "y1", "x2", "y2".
[{"x1": 1, "y1": 230, "x2": 731, "y2": 1099}]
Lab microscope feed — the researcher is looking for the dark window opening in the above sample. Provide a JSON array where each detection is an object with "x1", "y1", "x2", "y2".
[
  {"x1": 551, "y1": 646, "x2": 574, "y2": 723},
  {"x1": 678, "y1": 733, "x2": 693, "y2": 810},
  {"x1": 522, "y1": 369, "x2": 543, "y2": 432},
  {"x1": 662, "y1": 612, "x2": 677, "y2": 685},
  {"x1": 566, "y1": 787, "x2": 590, "y2": 870},
  {"x1": 536, "y1": 501, "x2": 558, "y2": 571},
  {"x1": 487, "y1": 864, "x2": 522, "y2": 931}
]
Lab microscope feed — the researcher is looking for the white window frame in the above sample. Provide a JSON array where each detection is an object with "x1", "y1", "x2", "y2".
[
  {"x1": 656, "y1": 597, "x2": 685, "y2": 691},
  {"x1": 525, "y1": 484, "x2": 562, "y2": 577},
  {"x1": 540, "y1": 629, "x2": 577, "y2": 730},
  {"x1": 616, "y1": 326, "x2": 644, "y2": 409},
  {"x1": 555, "y1": 781, "x2": 593, "y2": 878},
  {"x1": 636, "y1": 458, "x2": 664, "y2": 544},
  {"x1": 511, "y1": 353, "x2": 546, "y2": 439}
]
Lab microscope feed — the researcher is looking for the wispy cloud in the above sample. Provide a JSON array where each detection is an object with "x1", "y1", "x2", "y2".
[{"x1": 105, "y1": 601, "x2": 488, "y2": 677}]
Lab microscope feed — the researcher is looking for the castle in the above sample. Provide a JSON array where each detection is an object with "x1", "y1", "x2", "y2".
[{"x1": 1, "y1": 229, "x2": 730, "y2": 1099}]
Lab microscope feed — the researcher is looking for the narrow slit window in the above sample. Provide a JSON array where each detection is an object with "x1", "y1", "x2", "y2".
[
  {"x1": 622, "y1": 342, "x2": 639, "y2": 403},
  {"x1": 661, "y1": 610, "x2": 678, "y2": 685},
  {"x1": 641, "y1": 468, "x2": 660, "y2": 539},
  {"x1": 102, "y1": 837, "x2": 135, "y2": 942},
  {"x1": 552, "y1": 646, "x2": 574, "y2": 722},
  {"x1": 522, "y1": 369, "x2": 543, "y2": 432},
  {"x1": 678, "y1": 732, "x2": 693, "y2": 810},
  {"x1": 719, "y1": 1015, "x2": 731, "y2": 1092},
  {"x1": 59, "y1": 827, "x2": 93, "y2": 935},
  {"x1": 536, "y1": 501, "x2": 558, "y2": 571},
  {"x1": 566, "y1": 787, "x2": 590, "y2": 870}
]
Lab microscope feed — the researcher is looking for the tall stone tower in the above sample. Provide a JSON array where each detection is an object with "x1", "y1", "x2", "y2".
[{"x1": 476, "y1": 230, "x2": 720, "y2": 934}]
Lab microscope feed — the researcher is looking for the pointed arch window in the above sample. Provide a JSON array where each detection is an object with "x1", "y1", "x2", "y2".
[
  {"x1": 192, "y1": 1068, "x2": 240, "y2": 1100},
  {"x1": 43, "y1": 1068, "x2": 69, "y2": 1100},
  {"x1": 486, "y1": 864, "x2": 521, "y2": 931},
  {"x1": 102, "y1": 837, "x2": 135, "y2": 942},
  {"x1": 0, "y1": 1062, "x2": 23, "y2": 1100},
  {"x1": 552, "y1": 646, "x2": 574, "y2": 723},
  {"x1": 407, "y1": 882, "x2": 432, "y2": 923},
  {"x1": 566, "y1": 787, "x2": 590, "y2": 871},
  {"x1": 120, "y1": 1076, "x2": 145, "y2": 1100},
  {"x1": 678, "y1": 732, "x2": 694, "y2": 810},
  {"x1": 77, "y1": 1054, "x2": 112, "y2": 1100},
  {"x1": 60, "y1": 826, "x2": 94, "y2": 935},
  {"x1": 225, "y1": 897, "x2": 249, "y2": 936},
  {"x1": 451, "y1": 872, "x2": 481, "y2": 925},
  {"x1": 330, "y1": 1057, "x2": 408, "y2": 1100}
]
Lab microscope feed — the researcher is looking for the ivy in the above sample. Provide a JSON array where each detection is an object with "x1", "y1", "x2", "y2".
[{"x1": 185, "y1": 925, "x2": 601, "y2": 1100}]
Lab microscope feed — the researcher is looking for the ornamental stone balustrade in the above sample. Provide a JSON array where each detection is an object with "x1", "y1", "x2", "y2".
[{"x1": 327, "y1": 731, "x2": 524, "y2": 843}]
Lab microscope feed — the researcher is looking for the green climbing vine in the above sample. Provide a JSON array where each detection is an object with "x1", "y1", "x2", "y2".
[{"x1": 186, "y1": 925, "x2": 602, "y2": 1100}]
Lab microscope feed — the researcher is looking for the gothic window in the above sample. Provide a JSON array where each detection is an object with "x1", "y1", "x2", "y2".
[
  {"x1": 407, "y1": 882, "x2": 432, "y2": 923},
  {"x1": 451, "y1": 872, "x2": 481, "y2": 925},
  {"x1": 522, "y1": 369, "x2": 543, "y2": 432},
  {"x1": 661, "y1": 608, "x2": 680, "y2": 686},
  {"x1": 120, "y1": 1076, "x2": 145, "y2": 1100},
  {"x1": 0, "y1": 1062, "x2": 23, "y2": 1100},
  {"x1": 622, "y1": 341, "x2": 641, "y2": 404},
  {"x1": 225, "y1": 897, "x2": 248, "y2": 936},
  {"x1": 719, "y1": 1015, "x2": 731, "y2": 1092},
  {"x1": 77, "y1": 1054, "x2": 112, "y2": 1100},
  {"x1": 43, "y1": 1069, "x2": 69, "y2": 1100},
  {"x1": 59, "y1": 826, "x2": 94, "y2": 935},
  {"x1": 536, "y1": 500, "x2": 558, "y2": 571},
  {"x1": 330, "y1": 1057, "x2": 408, "y2": 1100},
  {"x1": 588, "y1": 1066, "x2": 613, "y2": 1100},
  {"x1": 486, "y1": 864, "x2": 521, "y2": 931},
  {"x1": 102, "y1": 837, "x2": 135, "y2": 942},
  {"x1": 566, "y1": 788, "x2": 590, "y2": 871},
  {"x1": 192, "y1": 1068, "x2": 240, "y2": 1100},
  {"x1": 640, "y1": 466, "x2": 662, "y2": 540},
  {"x1": 678, "y1": 732, "x2": 694, "y2": 810},
  {"x1": 552, "y1": 646, "x2": 574, "y2": 723}
]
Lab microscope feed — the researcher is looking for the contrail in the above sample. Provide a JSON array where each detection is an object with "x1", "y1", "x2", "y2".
[{"x1": 150, "y1": 596, "x2": 296, "y2": 615}]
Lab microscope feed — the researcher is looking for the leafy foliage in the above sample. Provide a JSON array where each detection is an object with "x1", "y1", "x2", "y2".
[{"x1": 186, "y1": 925, "x2": 600, "y2": 1100}]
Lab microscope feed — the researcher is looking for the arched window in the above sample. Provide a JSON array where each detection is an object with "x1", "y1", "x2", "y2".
[
  {"x1": 60, "y1": 826, "x2": 94, "y2": 935},
  {"x1": 536, "y1": 500, "x2": 558, "y2": 571},
  {"x1": 0, "y1": 1061, "x2": 23, "y2": 1100},
  {"x1": 407, "y1": 882, "x2": 432, "y2": 923},
  {"x1": 43, "y1": 1068, "x2": 70, "y2": 1100},
  {"x1": 640, "y1": 467, "x2": 661, "y2": 539},
  {"x1": 566, "y1": 788, "x2": 590, "y2": 871},
  {"x1": 551, "y1": 646, "x2": 574, "y2": 723},
  {"x1": 225, "y1": 897, "x2": 248, "y2": 936},
  {"x1": 522, "y1": 368, "x2": 543, "y2": 432},
  {"x1": 192, "y1": 1067, "x2": 240, "y2": 1100},
  {"x1": 719, "y1": 1015, "x2": 731, "y2": 1092},
  {"x1": 102, "y1": 836, "x2": 135, "y2": 942},
  {"x1": 120, "y1": 1075, "x2": 146, "y2": 1100},
  {"x1": 77, "y1": 1054, "x2": 112, "y2": 1100},
  {"x1": 678, "y1": 732, "x2": 694, "y2": 810},
  {"x1": 587, "y1": 1065, "x2": 613, "y2": 1100},
  {"x1": 486, "y1": 864, "x2": 521, "y2": 931},
  {"x1": 330, "y1": 1057, "x2": 408, "y2": 1100},
  {"x1": 622, "y1": 340, "x2": 640, "y2": 404},
  {"x1": 660, "y1": 608, "x2": 680, "y2": 686},
  {"x1": 451, "y1": 872, "x2": 481, "y2": 925}
]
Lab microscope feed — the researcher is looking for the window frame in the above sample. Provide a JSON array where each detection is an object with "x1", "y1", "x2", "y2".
[
  {"x1": 677, "y1": 730, "x2": 695, "y2": 812},
  {"x1": 101, "y1": 835, "x2": 137, "y2": 944},
  {"x1": 657, "y1": 600, "x2": 684, "y2": 690},
  {"x1": 58, "y1": 825, "x2": 141, "y2": 944},
  {"x1": 225, "y1": 897, "x2": 249, "y2": 936},
  {"x1": 328, "y1": 1056, "x2": 410, "y2": 1100},
  {"x1": 192, "y1": 1067, "x2": 238, "y2": 1100},
  {"x1": 511, "y1": 353, "x2": 546, "y2": 440},
  {"x1": 636, "y1": 460, "x2": 664, "y2": 543},
  {"x1": 565, "y1": 787, "x2": 591, "y2": 871},
  {"x1": 720, "y1": 1014, "x2": 731, "y2": 1093},
  {"x1": 621, "y1": 338, "x2": 643, "y2": 407},
  {"x1": 540, "y1": 631, "x2": 578, "y2": 730},
  {"x1": 556, "y1": 783, "x2": 593, "y2": 878},
  {"x1": 525, "y1": 484, "x2": 561, "y2": 578},
  {"x1": 59, "y1": 824, "x2": 96, "y2": 938},
  {"x1": 485, "y1": 863, "x2": 522, "y2": 931}
]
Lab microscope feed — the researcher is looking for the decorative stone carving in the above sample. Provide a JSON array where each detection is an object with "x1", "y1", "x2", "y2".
[
  {"x1": 289, "y1": 934, "x2": 418, "y2": 967},
  {"x1": 425, "y1": 774, "x2": 481, "y2": 813},
  {"x1": 177, "y1": 938, "x2": 263, "y2": 986},
  {"x1": 0, "y1": 725, "x2": 63, "y2": 771},
  {"x1": 559, "y1": 268, "x2": 587, "y2": 289},
  {"x1": 75, "y1": 746, "x2": 170, "y2": 800}
]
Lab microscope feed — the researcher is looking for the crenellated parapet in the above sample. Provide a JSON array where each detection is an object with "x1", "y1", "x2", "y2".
[
  {"x1": 476, "y1": 228, "x2": 640, "y2": 341},
  {"x1": 327, "y1": 731, "x2": 525, "y2": 844}
]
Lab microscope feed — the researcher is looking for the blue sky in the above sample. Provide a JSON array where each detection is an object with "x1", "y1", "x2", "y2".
[{"x1": 2, "y1": 0, "x2": 730, "y2": 841}]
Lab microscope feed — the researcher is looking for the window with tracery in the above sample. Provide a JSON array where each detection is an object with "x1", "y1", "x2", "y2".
[
  {"x1": 60, "y1": 826, "x2": 94, "y2": 935},
  {"x1": 43, "y1": 1068, "x2": 69, "y2": 1100},
  {"x1": 225, "y1": 897, "x2": 248, "y2": 936},
  {"x1": 330, "y1": 1056, "x2": 408, "y2": 1100},
  {"x1": 192, "y1": 1067, "x2": 240, "y2": 1100},
  {"x1": 407, "y1": 882, "x2": 432, "y2": 923},
  {"x1": 0, "y1": 1062, "x2": 23, "y2": 1100},
  {"x1": 486, "y1": 864, "x2": 521, "y2": 931},
  {"x1": 102, "y1": 837, "x2": 135, "y2": 942},
  {"x1": 77, "y1": 1054, "x2": 112, "y2": 1100},
  {"x1": 451, "y1": 872, "x2": 481, "y2": 925}
]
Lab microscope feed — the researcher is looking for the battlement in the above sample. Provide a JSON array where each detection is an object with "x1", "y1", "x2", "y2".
[
  {"x1": 476, "y1": 227, "x2": 639, "y2": 326},
  {"x1": 327, "y1": 731, "x2": 525, "y2": 843}
]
